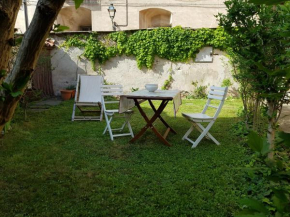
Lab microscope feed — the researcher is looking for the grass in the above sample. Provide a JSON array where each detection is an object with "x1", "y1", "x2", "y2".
[{"x1": 0, "y1": 98, "x2": 250, "y2": 217}]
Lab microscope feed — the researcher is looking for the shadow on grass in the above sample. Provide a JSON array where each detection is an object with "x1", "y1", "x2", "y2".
[
  {"x1": 0, "y1": 98, "x2": 247, "y2": 217},
  {"x1": 118, "y1": 99, "x2": 241, "y2": 149}
]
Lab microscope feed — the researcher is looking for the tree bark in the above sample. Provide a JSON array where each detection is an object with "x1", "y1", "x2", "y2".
[
  {"x1": 0, "y1": 0, "x2": 66, "y2": 134},
  {"x1": 0, "y1": 0, "x2": 22, "y2": 83},
  {"x1": 267, "y1": 101, "x2": 276, "y2": 159}
]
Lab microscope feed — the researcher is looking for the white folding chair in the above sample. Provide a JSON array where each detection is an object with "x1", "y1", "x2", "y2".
[
  {"x1": 101, "y1": 85, "x2": 134, "y2": 141},
  {"x1": 182, "y1": 86, "x2": 228, "y2": 148},
  {"x1": 72, "y1": 75, "x2": 103, "y2": 121}
]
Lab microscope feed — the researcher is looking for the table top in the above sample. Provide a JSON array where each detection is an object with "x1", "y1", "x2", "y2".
[
  {"x1": 121, "y1": 89, "x2": 181, "y2": 100},
  {"x1": 119, "y1": 89, "x2": 182, "y2": 114}
]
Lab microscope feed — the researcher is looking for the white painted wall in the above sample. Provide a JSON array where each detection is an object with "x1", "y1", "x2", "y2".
[
  {"x1": 51, "y1": 36, "x2": 237, "y2": 96},
  {"x1": 15, "y1": 3, "x2": 37, "y2": 33}
]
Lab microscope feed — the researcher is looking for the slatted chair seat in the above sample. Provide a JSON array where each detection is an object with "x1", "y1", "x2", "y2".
[
  {"x1": 101, "y1": 85, "x2": 134, "y2": 141},
  {"x1": 182, "y1": 86, "x2": 228, "y2": 148},
  {"x1": 182, "y1": 113, "x2": 214, "y2": 122},
  {"x1": 72, "y1": 75, "x2": 103, "y2": 121},
  {"x1": 105, "y1": 109, "x2": 133, "y2": 114}
]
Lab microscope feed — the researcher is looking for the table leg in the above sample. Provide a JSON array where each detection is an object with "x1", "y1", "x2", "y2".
[
  {"x1": 130, "y1": 99, "x2": 172, "y2": 146},
  {"x1": 148, "y1": 100, "x2": 177, "y2": 134}
]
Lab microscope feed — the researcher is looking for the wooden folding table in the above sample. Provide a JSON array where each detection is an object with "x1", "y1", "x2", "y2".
[{"x1": 119, "y1": 90, "x2": 182, "y2": 146}]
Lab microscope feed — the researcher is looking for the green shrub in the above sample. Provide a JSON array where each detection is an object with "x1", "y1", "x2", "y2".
[
  {"x1": 221, "y1": 78, "x2": 233, "y2": 87},
  {"x1": 187, "y1": 81, "x2": 208, "y2": 99}
]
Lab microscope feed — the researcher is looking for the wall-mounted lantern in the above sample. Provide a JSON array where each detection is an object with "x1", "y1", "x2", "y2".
[
  {"x1": 107, "y1": 4, "x2": 116, "y2": 30},
  {"x1": 108, "y1": 1, "x2": 128, "y2": 31}
]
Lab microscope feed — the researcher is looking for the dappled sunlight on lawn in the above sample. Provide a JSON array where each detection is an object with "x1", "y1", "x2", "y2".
[{"x1": 0, "y1": 98, "x2": 248, "y2": 217}]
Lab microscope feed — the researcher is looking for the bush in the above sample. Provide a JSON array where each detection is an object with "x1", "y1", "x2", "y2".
[
  {"x1": 186, "y1": 81, "x2": 208, "y2": 99},
  {"x1": 221, "y1": 78, "x2": 232, "y2": 87}
]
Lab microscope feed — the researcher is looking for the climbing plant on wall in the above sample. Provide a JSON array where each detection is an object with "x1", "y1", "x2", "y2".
[{"x1": 61, "y1": 26, "x2": 229, "y2": 70}]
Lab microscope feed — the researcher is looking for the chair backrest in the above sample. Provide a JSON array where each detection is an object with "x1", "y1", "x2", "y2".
[
  {"x1": 202, "y1": 86, "x2": 228, "y2": 120},
  {"x1": 100, "y1": 85, "x2": 123, "y2": 111},
  {"x1": 76, "y1": 75, "x2": 103, "y2": 103}
]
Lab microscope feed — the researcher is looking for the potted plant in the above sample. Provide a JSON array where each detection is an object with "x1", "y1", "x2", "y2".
[
  {"x1": 60, "y1": 85, "x2": 75, "y2": 101},
  {"x1": 66, "y1": 85, "x2": 76, "y2": 99}
]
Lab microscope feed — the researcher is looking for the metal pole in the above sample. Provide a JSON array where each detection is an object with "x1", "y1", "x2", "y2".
[
  {"x1": 23, "y1": 0, "x2": 29, "y2": 31},
  {"x1": 111, "y1": 18, "x2": 116, "y2": 31}
]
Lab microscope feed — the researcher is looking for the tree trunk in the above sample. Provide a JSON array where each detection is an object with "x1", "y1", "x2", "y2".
[
  {"x1": 0, "y1": 0, "x2": 66, "y2": 135},
  {"x1": 0, "y1": 0, "x2": 22, "y2": 83},
  {"x1": 267, "y1": 101, "x2": 276, "y2": 159}
]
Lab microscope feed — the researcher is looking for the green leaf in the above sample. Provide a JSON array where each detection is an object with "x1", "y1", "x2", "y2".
[
  {"x1": 10, "y1": 91, "x2": 22, "y2": 98},
  {"x1": 249, "y1": 0, "x2": 286, "y2": 5},
  {"x1": 235, "y1": 214, "x2": 267, "y2": 217},
  {"x1": 278, "y1": 132, "x2": 290, "y2": 147},
  {"x1": 4, "y1": 121, "x2": 11, "y2": 133},
  {"x1": 2, "y1": 82, "x2": 13, "y2": 92},
  {"x1": 272, "y1": 189, "x2": 290, "y2": 212},
  {"x1": 262, "y1": 198, "x2": 272, "y2": 205},
  {"x1": 247, "y1": 131, "x2": 270, "y2": 155},
  {"x1": 270, "y1": 67, "x2": 290, "y2": 79},
  {"x1": 235, "y1": 208, "x2": 268, "y2": 217},
  {"x1": 256, "y1": 63, "x2": 272, "y2": 74},
  {"x1": 280, "y1": 30, "x2": 290, "y2": 37},
  {"x1": 255, "y1": 63, "x2": 290, "y2": 79},
  {"x1": 74, "y1": 0, "x2": 84, "y2": 9},
  {"x1": 15, "y1": 37, "x2": 23, "y2": 45},
  {"x1": 0, "y1": 69, "x2": 6, "y2": 77},
  {"x1": 54, "y1": 25, "x2": 70, "y2": 32},
  {"x1": 267, "y1": 171, "x2": 290, "y2": 182},
  {"x1": 239, "y1": 198, "x2": 269, "y2": 214}
]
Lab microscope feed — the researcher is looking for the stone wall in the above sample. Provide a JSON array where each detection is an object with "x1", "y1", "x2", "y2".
[{"x1": 50, "y1": 35, "x2": 237, "y2": 96}]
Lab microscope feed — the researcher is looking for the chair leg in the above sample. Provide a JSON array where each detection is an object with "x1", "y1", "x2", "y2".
[
  {"x1": 126, "y1": 114, "x2": 134, "y2": 138},
  {"x1": 119, "y1": 114, "x2": 132, "y2": 131},
  {"x1": 182, "y1": 125, "x2": 194, "y2": 140},
  {"x1": 103, "y1": 113, "x2": 114, "y2": 140},
  {"x1": 103, "y1": 112, "x2": 134, "y2": 141},
  {"x1": 196, "y1": 123, "x2": 220, "y2": 145},
  {"x1": 193, "y1": 123, "x2": 210, "y2": 140},
  {"x1": 100, "y1": 105, "x2": 103, "y2": 121},
  {"x1": 183, "y1": 121, "x2": 219, "y2": 148},
  {"x1": 72, "y1": 104, "x2": 76, "y2": 121},
  {"x1": 191, "y1": 121, "x2": 215, "y2": 148},
  {"x1": 103, "y1": 116, "x2": 113, "y2": 134},
  {"x1": 120, "y1": 120, "x2": 127, "y2": 131}
]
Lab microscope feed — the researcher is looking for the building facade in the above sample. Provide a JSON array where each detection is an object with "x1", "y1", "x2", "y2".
[
  {"x1": 15, "y1": 0, "x2": 236, "y2": 97},
  {"x1": 15, "y1": 0, "x2": 226, "y2": 33}
]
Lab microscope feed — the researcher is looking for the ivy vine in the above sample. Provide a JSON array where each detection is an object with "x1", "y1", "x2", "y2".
[
  {"x1": 162, "y1": 74, "x2": 174, "y2": 90},
  {"x1": 61, "y1": 26, "x2": 229, "y2": 70}
]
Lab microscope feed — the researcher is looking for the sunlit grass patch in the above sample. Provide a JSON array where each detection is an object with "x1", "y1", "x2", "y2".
[{"x1": 0, "y1": 99, "x2": 249, "y2": 217}]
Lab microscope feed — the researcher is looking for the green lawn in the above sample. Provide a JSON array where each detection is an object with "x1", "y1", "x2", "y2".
[{"x1": 0, "y1": 99, "x2": 249, "y2": 217}]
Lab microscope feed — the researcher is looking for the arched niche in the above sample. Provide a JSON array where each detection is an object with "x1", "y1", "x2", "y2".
[
  {"x1": 56, "y1": 6, "x2": 92, "y2": 31},
  {"x1": 139, "y1": 8, "x2": 172, "y2": 29}
]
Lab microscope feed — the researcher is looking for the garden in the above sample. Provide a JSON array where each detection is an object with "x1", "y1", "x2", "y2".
[
  {"x1": 1, "y1": 98, "x2": 249, "y2": 216},
  {"x1": 0, "y1": 0, "x2": 290, "y2": 216}
]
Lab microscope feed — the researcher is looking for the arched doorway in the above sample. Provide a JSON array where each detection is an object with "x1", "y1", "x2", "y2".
[
  {"x1": 139, "y1": 8, "x2": 172, "y2": 29},
  {"x1": 56, "y1": 6, "x2": 92, "y2": 31}
]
